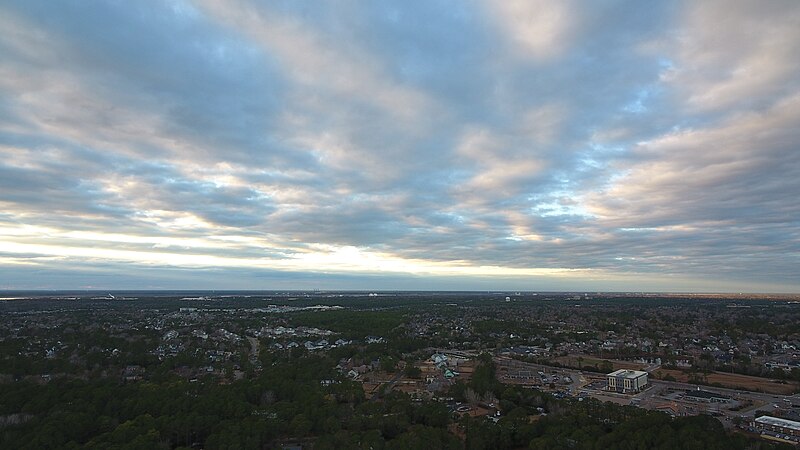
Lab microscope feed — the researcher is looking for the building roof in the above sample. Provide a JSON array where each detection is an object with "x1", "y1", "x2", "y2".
[
  {"x1": 755, "y1": 416, "x2": 800, "y2": 432},
  {"x1": 607, "y1": 369, "x2": 647, "y2": 378},
  {"x1": 683, "y1": 389, "x2": 730, "y2": 400}
]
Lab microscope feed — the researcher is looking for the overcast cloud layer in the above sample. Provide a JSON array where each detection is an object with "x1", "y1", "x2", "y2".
[{"x1": 1, "y1": 0, "x2": 799, "y2": 292}]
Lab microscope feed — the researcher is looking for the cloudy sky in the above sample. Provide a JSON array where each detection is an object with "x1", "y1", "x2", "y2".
[{"x1": 1, "y1": 1, "x2": 799, "y2": 292}]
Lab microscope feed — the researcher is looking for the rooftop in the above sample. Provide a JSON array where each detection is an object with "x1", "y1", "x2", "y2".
[
  {"x1": 608, "y1": 369, "x2": 648, "y2": 379},
  {"x1": 683, "y1": 389, "x2": 730, "y2": 400},
  {"x1": 755, "y1": 416, "x2": 800, "y2": 432}
]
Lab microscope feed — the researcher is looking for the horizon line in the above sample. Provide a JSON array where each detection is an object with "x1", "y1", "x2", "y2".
[{"x1": 1, "y1": 289, "x2": 799, "y2": 296}]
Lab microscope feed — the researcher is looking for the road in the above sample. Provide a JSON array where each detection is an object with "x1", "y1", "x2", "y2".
[
  {"x1": 647, "y1": 380, "x2": 800, "y2": 417},
  {"x1": 246, "y1": 336, "x2": 260, "y2": 361}
]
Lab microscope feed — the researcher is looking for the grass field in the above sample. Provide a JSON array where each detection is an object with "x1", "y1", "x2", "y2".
[
  {"x1": 554, "y1": 354, "x2": 646, "y2": 371},
  {"x1": 653, "y1": 368, "x2": 799, "y2": 395}
]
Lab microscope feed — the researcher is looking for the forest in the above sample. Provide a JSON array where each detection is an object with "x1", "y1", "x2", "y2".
[
  {"x1": 1, "y1": 293, "x2": 797, "y2": 448},
  {"x1": 0, "y1": 352, "x2": 791, "y2": 449}
]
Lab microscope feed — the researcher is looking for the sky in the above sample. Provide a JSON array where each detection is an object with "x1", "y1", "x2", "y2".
[{"x1": 1, "y1": 0, "x2": 799, "y2": 292}]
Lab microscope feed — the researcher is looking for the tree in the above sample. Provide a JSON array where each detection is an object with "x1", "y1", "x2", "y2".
[
  {"x1": 404, "y1": 365, "x2": 422, "y2": 379},
  {"x1": 290, "y1": 414, "x2": 312, "y2": 436},
  {"x1": 323, "y1": 416, "x2": 341, "y2": 434},
  {"x1": 380, "y1": 356, "x2": 397, "y2": 373}
]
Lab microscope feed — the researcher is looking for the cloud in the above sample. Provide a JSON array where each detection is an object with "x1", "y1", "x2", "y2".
[
  {"x1": 581, "y1": 93, "x2": 800, "y2": 281},
  {"x1": 0, "y1": 0, "x2": 798, "y2": 291},
  {"x1": 483, "y1": 0, "x2": 577, "y2": 60},
  {"x1": 665, "y1": 0, "x2": 800, "y2": 113}
]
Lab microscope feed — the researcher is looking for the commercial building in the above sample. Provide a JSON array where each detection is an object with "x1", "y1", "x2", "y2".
[
  {"x1": 753, "y1": 416, "x2": 800, "y2": 442},
  {"x1": 682, "y1": 389, "x2": 731, "y2": 403},
  {"x1": 606, "y1": 369, "x2": 648, "y2": 393}
]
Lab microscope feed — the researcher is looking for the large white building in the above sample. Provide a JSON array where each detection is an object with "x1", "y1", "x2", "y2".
[
  {"x1": 606, "y1": 369, "x2": 648, "y2": 393},
  {"x1": 753, "y1": 416, "x2": 800, "y2": 442}
]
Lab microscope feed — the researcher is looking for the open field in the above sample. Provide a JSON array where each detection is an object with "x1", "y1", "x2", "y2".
[
  {"x1": 653, "y1": 368, "x2": 799, "y2": 395},
  {"x1": 554, "y1": 354, "x2": 646, "y2": 371}
]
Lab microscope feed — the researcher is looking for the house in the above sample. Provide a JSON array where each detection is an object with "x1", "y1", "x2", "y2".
[
  {"x1": 431, "y1": 353, "x2": 448, "y2": 368},
  {"x1": 163, "y1": 330, "x2": 179, "y2": 341},
  {"x1": 765, "y1": 360, "x2": 800, "y2": 371},
  {"x1": 444, "y1": 368, "x2": 459, "y2": 379},
  {"x1": 122, "y1": 365, "x2": 144, "y2": 382},
  {"x1": 304, "y1": 341, "x2": 323, "y2": 351}
]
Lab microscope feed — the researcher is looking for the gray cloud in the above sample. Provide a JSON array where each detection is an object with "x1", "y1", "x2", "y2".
[{"x1": 0, "y1": 0, "x2": 798, "y2": 291}]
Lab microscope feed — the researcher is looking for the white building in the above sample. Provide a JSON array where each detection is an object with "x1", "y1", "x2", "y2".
[
  {"x1": 753, "y1": 416, "x2": 800, "y2": 441},
  {"x1": 606, "y1": 369, "x2": 648, "y2": 393}
]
